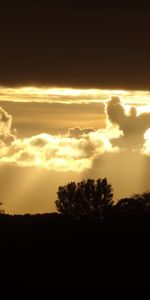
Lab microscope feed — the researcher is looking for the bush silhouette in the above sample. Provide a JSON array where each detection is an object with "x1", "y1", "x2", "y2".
[
  {"x1": 115, "y1": 192, "x2": 150, "y2": 215},
  {"x1": 0, "y1": 202, "x2": 4, "y2": 214},
  {"x1": 55, "y1": 178, "x2": 113, "y2": 217}
]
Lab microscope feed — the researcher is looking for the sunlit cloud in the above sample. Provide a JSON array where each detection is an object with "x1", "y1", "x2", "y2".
[
  {"x1": 0, "y1": 105, "x2": 119, "y2": 171},
  {"x1": 106, "y1": 97, "x2": 150, "y2": 150},
  {"x1": 0, "y1": 106, "x2": 16, "y2": 146},
  {"x1": 0, "y1": 96, "x2": 150, "y2": 173},
  {"x1": 0, "y1": 106, "x2": 107, "y2": 171},
  {"x1": 0, "y1": 130, "x2": 116, "y2": 172},
  {"x1": 142, "y1": 129, "x2": 150, "y2": 155},
  {"x1": 0, "y1": 86, "x2": 150, "y2": 109}
]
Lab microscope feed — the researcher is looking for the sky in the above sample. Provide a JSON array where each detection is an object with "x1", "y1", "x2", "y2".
[
  {"x1": 0, "y1": 88, "x2": 150, "y2": 214},
  {"x1": 0, "y1": 2, "x2": 150, "y2": 214}
]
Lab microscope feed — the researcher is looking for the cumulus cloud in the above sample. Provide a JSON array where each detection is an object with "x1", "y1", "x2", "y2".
[
  {"x1": 106, "y1": 97, "x2": 150, "y2": 150},
  {"x1": 0, "y1": 107, "x2": 12, "y2": 134},
  {"x1": 68, "y1": 127, "x2": 95, "y2": 138},
  {"x1": 0, "y1": 107, "x2": 16, "y2": 145},
  {"x1": 0, "y1": 131, "x2": 109, "y2": 172},
  {"x1": 0, "y1": 97, "x2": 150, "y2": 174},
  {"x1": 142, "y1": 129, "x2": 150, "y2": 155}
]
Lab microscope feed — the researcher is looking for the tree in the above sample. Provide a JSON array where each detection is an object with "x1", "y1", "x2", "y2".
[
  {"x1": 115, "y1": 192, "x2": 150, "y2": 216},
  {"x1": 0, "y1": 202, "x2": 5, "y2": 214},
  {"x1": 55, "y1": 178, "x2": 113, "y2": 217}
]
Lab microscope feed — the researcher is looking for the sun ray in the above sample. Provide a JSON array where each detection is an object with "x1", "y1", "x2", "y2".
[{"x1": 3, "y1": 166, "x2": 45, "y2": 214}]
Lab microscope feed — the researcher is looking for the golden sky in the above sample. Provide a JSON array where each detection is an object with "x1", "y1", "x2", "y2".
[
  {"x1": 1, "y1": 86, "x2": 150, "y2": 106},
  {"x1": 0, "y1": 86, "x2": 150, "y2": 214}
]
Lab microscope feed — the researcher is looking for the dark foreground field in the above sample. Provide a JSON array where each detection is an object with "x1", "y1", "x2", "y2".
[{"x1": 0, "y1": 212, "x2": 150, "y2": 289}]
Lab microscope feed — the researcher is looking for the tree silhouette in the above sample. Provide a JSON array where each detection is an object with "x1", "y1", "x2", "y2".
[
  {"x1": 0, "y1": 202, "x2": 4, "y2": 214},
  {"x1": 115, "y1": 192, "x2": 150, "y2": 215},
  {"x1": 55, "y1": 178, "x2": 113, "y2": 217}
]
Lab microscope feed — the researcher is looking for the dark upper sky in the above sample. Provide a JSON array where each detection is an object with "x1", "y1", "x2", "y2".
[{"x1": 1, "y1": 1, "x2": 150, "y2": 89}]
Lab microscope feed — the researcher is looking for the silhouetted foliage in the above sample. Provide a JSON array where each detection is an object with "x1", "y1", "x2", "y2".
[
  {"x1": 55, "y1": 178, "x2": 113, "y2": 217},
  {"x1": 115, "y1": 192, "x2": 150, "y2": 215},
  {"x1": 1, "y1": 191, "x2": 150, "y2": 288},
  {"x1": 0, "y1": 202, "x2": 4, "y2": 214}
]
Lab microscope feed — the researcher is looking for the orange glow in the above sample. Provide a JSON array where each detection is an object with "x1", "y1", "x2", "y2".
[{"x1": 0, "y1": 86, "x2": 150, "y2": 106}]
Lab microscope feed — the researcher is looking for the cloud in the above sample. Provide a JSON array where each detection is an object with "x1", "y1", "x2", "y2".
[
  {"x1": 1, "y1": 86, "x2": 150, "y2": 106},
  {"x1": 0, "y1": 130, "x2": 111, "y2": 172},
  {"x1": 1, "y1": 98, "x2": 150, "y2": 214},
  {"x1": 142, "y1": 129, "x2": 150, "y2": 155},
  {"x1": 0, "y1": 97, "x2": 150, "y2": 175},
  {"x1": 1, "y1": 101, "x2": 105, "y2": 138},
  {"x1": 0, "y1": 106, "x2": 12, "y2": 135},
  {"x1": 68, "y1": 127, "x2": 94, "y2": 138},
  {"x1": 83, "y1": 150, "x2": 150, "y2": 201},
  {"x1": 0, "y1": 107, "x2": 16, "y2": 145},
  {"x1": 2, "y1": 95, "x2": 149, "y2": 173},
  {"x1": 0, "y1": 105, "x2": 113, "y2": 172},
  {"x1": 106, "y1": 97, "x2": 150, "y2": 150}
]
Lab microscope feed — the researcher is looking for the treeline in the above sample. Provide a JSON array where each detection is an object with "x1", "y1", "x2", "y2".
[
  {"x1": 0, "y1": 178, "x2": 150, "y2": 288},
  {"x1": 55, "y1": 178, "x2": 150, "y2": 218},
  {"x1": 1, "y1": 178, "x2": 150, "y2": 218},
  {"x1": 0, "y1": 210, "x2": 150, "y2": 288}
]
